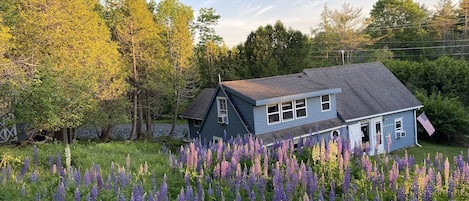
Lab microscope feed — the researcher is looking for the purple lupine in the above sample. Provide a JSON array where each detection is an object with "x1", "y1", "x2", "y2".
[
  {"x1": 35, "y1": 192, "x2": 41, "y2": 201},
  {"x1": 397, "y1": 186, "x2": 406, "y2": 201},
  {"x1": 119, "y1": 192, "x2": 126, "y2": 201},
  {"x1": 448, "y1": 176, "x2": 455, "y2": 200},
  {"x1": 329, "y1": 180, "x2": 335, "y2": 201},
  {"x1": 30, "y1": 170, "x2": 38, "y2": 183},
  {"x1": 158, "y1": 175, "x2": 169, "y2": 201},
  {"x1": 132, "y1": 182, "x2": 144, "y2": 201},
  {"x1": 91, "y1": 185, "x2": 98, "y2": 201},
  {"x1": 342, "y1": 167, "x2": 351, "y2": 193},
  {"x1": 94, "y1": 165, "x2": 103, "y2": 189},
  {"x1": 177, "y1": 187, "x2": 186, "y2": 201},
  {"x1": 52, "y1": 181, "x2": 66, "y2": 201},
  {"x1": 74, "y1": 168, "x2": 81, "y2": 186},
  {"x1": 19, "y1": 157, "x2": 30, "y2": 179},
  {"x1": 423, "y1": 181, "x2": 433, "y2": 201},
  {"x1": 74, "y1": 188, "x2": 81, "y2": 201},
  {"x1": 185, "y1": 185, "x2": 193, "y2": 201},
  {"x1": 196, "y1": 179, "x2": 204, "y2": 201},
  {"x1": 84, "y1": 169, "x2": 91, "y2": 187},
  {"x1": 207, "y1": 183, "x2": 213, "y2": 197}
]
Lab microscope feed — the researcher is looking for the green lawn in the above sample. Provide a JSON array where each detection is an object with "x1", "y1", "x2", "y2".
[{"x1": 393, "y1": 140, "x2": 468, "y2": 165}]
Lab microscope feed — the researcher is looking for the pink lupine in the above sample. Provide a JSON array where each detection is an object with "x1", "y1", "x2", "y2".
[
  {"x1": 444, "y1": 157, "x2": 450, "y2": 187},
  {"x1": 436, "y1": 171, "x2": 442, "y2": 192}
]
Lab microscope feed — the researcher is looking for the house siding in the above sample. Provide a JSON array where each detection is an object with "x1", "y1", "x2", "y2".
[
  {"x1": 198, "y1": 89, "x2": 249, "y2": 143},
  {"x1": 187, "y1": 120, "x2": 199, "y2": 138},
  {"x1": 382, "y1": 110, "x2": 417, "y2": 152},
  {"x1": 253, "y1": 94, "x2": 337, "y2": 135},
  {"x1": 227, "y1": 92, "x2": 255, "y2": 133}
]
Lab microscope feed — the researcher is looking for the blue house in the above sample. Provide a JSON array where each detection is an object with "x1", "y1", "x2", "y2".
[{"x1": 181, "y1": 62, "x2": 423, "y2": 154}]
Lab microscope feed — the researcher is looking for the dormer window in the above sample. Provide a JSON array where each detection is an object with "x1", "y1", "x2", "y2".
[
  {"x1": 295, "y1": 99, "x2": 307, "y2": 118},
  {"x1": 267, "y1": 98, "x2": 307, "y2": 125},
  {"x1": 321, "y1": 95, "x2": 331, "y2": 112},
  {"x1": 282, "y1": 101, "x2": 294, "y2": 121},
  {"x1": 267, "y1": 104, "x2": 280, "y2": 124}
]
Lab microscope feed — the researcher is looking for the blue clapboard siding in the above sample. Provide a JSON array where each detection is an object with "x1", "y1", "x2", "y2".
[
  {"x1": 228, "y1": 92, "x2": 255, "y2": 132},
  {"x1": 253, "y1": 94, "x2": 337, "y2": 135},
  {"x1": 381, "y1": 110, "x2": 417, "y2": 152},
  {"x1": 198, "y1": 89, "x2": 249, "y2": 143}
]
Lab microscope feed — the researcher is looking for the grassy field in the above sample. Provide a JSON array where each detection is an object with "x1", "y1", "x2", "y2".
[{"x1": 393, "y1": 140, "x2": 468, "y2": 165}]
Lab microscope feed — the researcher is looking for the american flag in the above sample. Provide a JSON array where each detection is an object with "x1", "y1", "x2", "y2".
[{"x1": 417, "y1": 112, "x2": 435, "y2": 136}]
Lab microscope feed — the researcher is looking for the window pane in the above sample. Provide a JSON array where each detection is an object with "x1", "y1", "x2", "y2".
[
  {"x1": 269, "y1": 114, "x2": 280, "y2": 123},
  {"x1": 283, "y1": 111, "x2": 293, "y2": 120},
  {"x1": 395, "y1": 121, "x2": 402, "y2": 130},
  {"x1": 296, "y1": 99, "x2": 306, "y2": 107},
  {"x1": 322, "y1": 103, "x2": 330, "y2": 111},
  {"x1": 268, "y1": 104, "x2": 279, "y2": 113},
  {"x1": 296, "y1": 108, "x2": 306, "y2": 118},
  {"x1": 321, "y1": 95, "x2": 329, "y2": 102},
  {"x1": 282, "y1": 101, "x2": 292, "y2": 110}
]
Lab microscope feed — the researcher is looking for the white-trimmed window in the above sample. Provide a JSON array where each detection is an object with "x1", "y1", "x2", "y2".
[
  {"x1": 217, "y1": 97, "x2": 228, "y2": 124},
  {"x1": 295, "y1": 99, "x2": 307, "y2": 118},
  {"x1": 282, "y1": 101, "x2": 294, "y2": 121},
  {"x1": 321, "y1": 95, "x2": 331, "y2": 112},
  {"x1": 395, "y1": 118, "x2": 405, "y2": 139},
  {"x1": 267, "y1": 103, "x2": 280, "y2": 124}
]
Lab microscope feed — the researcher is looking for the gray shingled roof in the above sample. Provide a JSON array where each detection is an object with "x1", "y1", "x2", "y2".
[
  {"x1": 221, "y1": 73, "x2": 333, "y2": 103},
  {"x1": 180, "y1": 88, "x2": 215, "y2": 120},
  {"x1": 303, "y1": 62, "x2": 422, "y2": 121},
  {"x1": 256, "y1": 117, "x2": 345, "y2": 146}
]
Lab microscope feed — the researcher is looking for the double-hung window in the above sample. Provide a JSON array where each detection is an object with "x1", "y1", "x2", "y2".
[
  {"x1": 267, "y1": 103, "x2": 280, "y2": 124},
  {"x1": 217, "y1": 97, "x2": 228, "y2": 124},
  {"x1": 295, "y1": 99, "x2": 307, "y2": 118},
  {"x1": 395, "y1": 118, "x2": 405, "y2": 139},
  {"x1": 282, "y1": 101, "x2": 294, "y2": 121},
  {"x1": 321, "y1": 95, "x2": 331, "y2": 111}
]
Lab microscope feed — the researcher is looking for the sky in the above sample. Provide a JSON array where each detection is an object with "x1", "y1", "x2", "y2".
[{"x1": 178, "y1": 0, "x2": 442, "y2": 47}]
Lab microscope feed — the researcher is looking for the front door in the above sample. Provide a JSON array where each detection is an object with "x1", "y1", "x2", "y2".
[{"x1": 370, "y1": 117, "x2": 384, "y2": 154}]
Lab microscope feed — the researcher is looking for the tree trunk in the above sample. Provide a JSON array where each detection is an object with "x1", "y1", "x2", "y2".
[
  {"x1": 145, "y1": 94, "x2": 153, "y2": 138},
  {"x1": 100, "y1": 124, "x2": 113, "y2": 142},
  {"x1": 169, "y1": 88, "x2": 181, "y2": 137},
  {"x1": 129, "y1": 23, "x2": 138, "y2": 141},
  {"x1": 62, "y1": 128, "x2": 68, "y2": 145},
  {"x1": 137, "y1": 97, "x2": 144, "y2": 139}
]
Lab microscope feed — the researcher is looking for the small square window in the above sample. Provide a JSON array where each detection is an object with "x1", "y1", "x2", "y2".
[{"x1": 267, "y1": 103, "x2": 280, "y2": 124}]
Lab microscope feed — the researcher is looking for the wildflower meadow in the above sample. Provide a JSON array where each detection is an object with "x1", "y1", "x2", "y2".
[{"x1": 1, "y1": 135, "x2": 469, "y2": 200}]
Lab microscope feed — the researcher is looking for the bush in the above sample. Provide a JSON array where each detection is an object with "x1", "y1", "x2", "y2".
[{"x1": 416, "y1": 92, "x2": 469, "y2": 145}]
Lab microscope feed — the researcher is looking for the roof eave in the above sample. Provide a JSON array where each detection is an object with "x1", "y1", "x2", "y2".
[{"x1": 344, "y1": 105, "x2": 423, "y2": 123}]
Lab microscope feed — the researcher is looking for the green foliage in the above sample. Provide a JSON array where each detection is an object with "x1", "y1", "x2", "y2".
[{"x1": 416, "y1": 92, "x2": 469, "y2": 144}]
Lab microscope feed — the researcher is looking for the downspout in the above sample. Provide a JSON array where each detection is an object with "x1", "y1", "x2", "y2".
[{"x1": 414, "y1": 109, "x2": 422, "y2": 147}]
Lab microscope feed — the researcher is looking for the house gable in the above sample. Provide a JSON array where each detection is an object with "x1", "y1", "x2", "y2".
[{"x1": 197, "y1": 86, "x2": 250, "y2": 142}]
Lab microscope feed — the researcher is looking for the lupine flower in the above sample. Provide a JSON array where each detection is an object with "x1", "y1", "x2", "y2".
[
  {"x1": 158, "y1": 175, "x2": 168, "y2": 201},
  {"x1": 91, "y1": 185, "x2": 98, "y2": 201},
  {"x1": 185, "y1": 185, "x2": 193, "y2": 201},
  {"x1": 329, "y1": 180, "x2": 335, "y2": 201},
  {"x1": 52, "y1": 181, "x2": 66, "y2": 201},
  {"x1": 30, "y1": 170, "x2": 38, "y2": 183},
  {"x1": 74, "y1": 188, "x2": 81, "y2": 201},
  {"x1": 19, "y1": 157, "x2": 30, "y2": 179}
]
